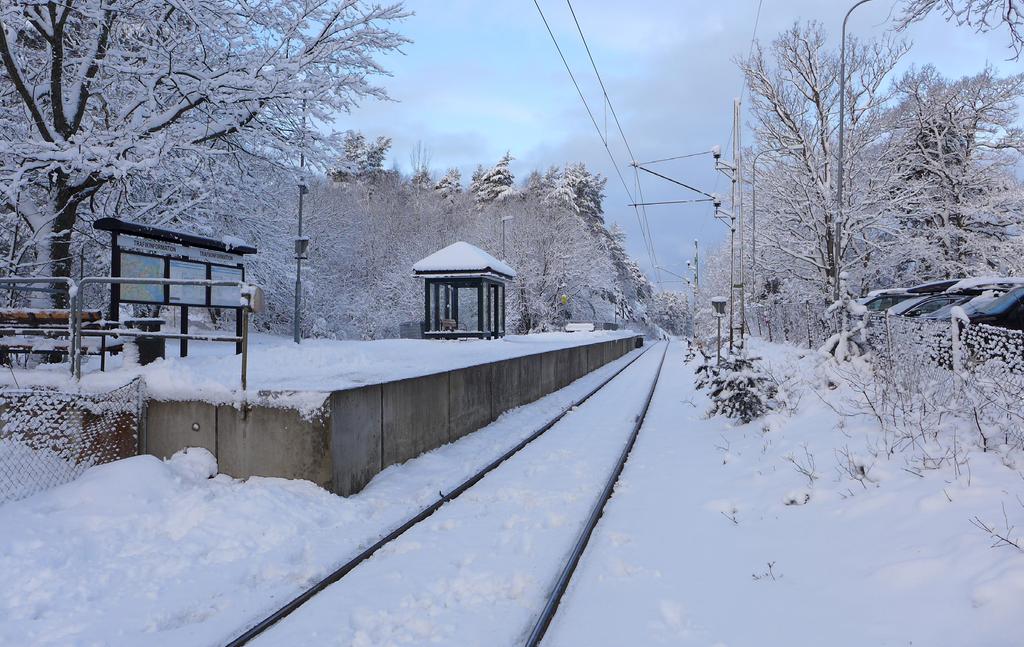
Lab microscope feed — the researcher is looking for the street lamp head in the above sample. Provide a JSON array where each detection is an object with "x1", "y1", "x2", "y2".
[{"x1": 711, "y1": 296, "x2": 727, "y2": 316}]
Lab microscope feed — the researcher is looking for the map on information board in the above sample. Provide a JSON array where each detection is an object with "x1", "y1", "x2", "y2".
[
  {"x1": 169, "y1": 259, "x2": 206, "y2": 305},
  {"x1": 211, "y1": 265, "x2": 243, "y2": 307},
  {"x1": 119, "y1": 253, "x2": 164, "y2": 303}
]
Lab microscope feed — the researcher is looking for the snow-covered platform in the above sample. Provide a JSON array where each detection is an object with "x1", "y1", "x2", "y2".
[{"x1": 133, "y1": 331, "x2": 641, "y2": 496}]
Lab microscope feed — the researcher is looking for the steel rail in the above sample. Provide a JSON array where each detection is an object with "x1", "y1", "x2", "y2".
[
  {"x1": 222, "y1": 338, "x2": 659, "y2": 647},
  {"x1": 524, "y1": 340, "x2": 669, "y2": 646}
]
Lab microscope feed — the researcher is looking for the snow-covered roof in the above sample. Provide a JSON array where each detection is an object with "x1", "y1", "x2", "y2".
[
  {"x1": 413, "y1": 241, "x2": 516, "y2": 278},
  {"x1": 945, "y1": 276, "x2": 1024, "y2": 292}
]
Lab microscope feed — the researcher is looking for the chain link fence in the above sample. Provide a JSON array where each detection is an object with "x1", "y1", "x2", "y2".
[
  {"x1": 750, "y1": 303, "x2": 1024, "y2": 449},
  {"x1": 0, "y1": 378, "x2": 145, "y2": 503}
]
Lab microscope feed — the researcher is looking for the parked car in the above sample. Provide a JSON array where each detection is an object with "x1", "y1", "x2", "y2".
[
  {"x1": 901, "y1": 292, "x2": 975, "y2": 317},
  {"x1": 924, "y1": 287, "x2": 1024, "y2": 331},
  {"x1": 942, "y1": 277, "x2": 1024, "y2": 294},
  {"x1": 906, "y1": 278, "x2": 963, "y2": 294},
  {"x1": 859, "y1": 279, "x2": 966, "y2": 313},
  {"x1": 886, "y1": 295, "x2": 930, "y2": 316},
  {"x1": 859, "y1": 289, "x2": 914, "y2": 312}
]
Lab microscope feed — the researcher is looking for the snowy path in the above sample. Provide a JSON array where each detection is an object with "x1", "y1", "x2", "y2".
[
  {"x1": 248, "y1": 341, "x2": 668, "y2": 646},
  {"x1": 0, "y1": 347, "x2": 646, "y2": 647},
  {"x1": 543, "y1": 341, "x2": 1024, "y2": 647}
]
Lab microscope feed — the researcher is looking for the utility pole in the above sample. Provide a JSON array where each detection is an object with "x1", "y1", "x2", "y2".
[
  {"x1": 835, "y1": 0, "x2": 875, "y2": 301},
  {"x1": 690, "y1": 239, "x2": 699, "y2": 338},
  {"x1": 293, "y1": 100, "x2": 308, "y2": 344},
  {"x1": 735, "y1": 98, "x2": 746, "y2": 345}
]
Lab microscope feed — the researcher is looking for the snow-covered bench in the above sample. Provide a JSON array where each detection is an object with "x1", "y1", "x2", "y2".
[
  {"x1": 0, "y1": 308, "x2": 122, "y2": 369},
  {"x1": 564, "y1": 322, "x2": 596, "y2": 333}
]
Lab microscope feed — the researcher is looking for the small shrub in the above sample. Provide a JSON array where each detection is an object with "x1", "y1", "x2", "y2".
[{"x1": 697, "y1": 354, "x2": 778, "y2": 423}]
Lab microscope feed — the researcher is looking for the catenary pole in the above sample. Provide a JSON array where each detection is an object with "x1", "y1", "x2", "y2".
[
  {"x1": 736, "y1": 98, "x2": 746, "y2": 344},
  {"x1": 835, "y1": 0, "x2": 875, "y2": 300}
]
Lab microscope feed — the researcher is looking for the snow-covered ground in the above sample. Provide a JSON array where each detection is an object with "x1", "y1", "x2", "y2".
[
  {"x1": 0, "y1": 330, "x2": 635, "y2": 412},
  {"x1": 2, "y1": 339, "x2": 1022, "y2": 647},
  {"x1": 547, "y1": 340, "x2": 1024, "y2": 646},
  {"x1": 247, "y1": 341, "x2": 667, "y2": 646},
  {"x1": 0, "y1": 348, "x2": 645, "y2": 647}
]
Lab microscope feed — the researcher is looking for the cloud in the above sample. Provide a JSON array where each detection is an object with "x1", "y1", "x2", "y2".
[{"x1": 342, "y1": 0, "x2": 1020, "y2": 285}]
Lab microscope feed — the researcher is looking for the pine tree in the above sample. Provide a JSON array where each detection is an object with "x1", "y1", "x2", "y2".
[
  {"x1": 470, "y1": 152, "x2": 516, "y2": 204},
  {"x1": 331, "y1": 131, "x2": 392, "y2": 182},
  {"x1": 696, "y1": 354, "x2": 777, "y2": 423},
  {"x1": 434, "y1": 168, "x2": 462, "y2": 199}
]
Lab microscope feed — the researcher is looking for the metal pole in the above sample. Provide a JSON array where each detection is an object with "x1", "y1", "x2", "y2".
[
  {"x1": 693, "y1": 239, "x2": 699, "y2": 291},
  {"x1": 716, "y1": 316, "x2": 722, "y2": 365},
  {"x1": 501, "y1": 218, "x2": 506, "y2": 258},
  {"x1": 294, "y1": 100, "x2": 307, "y2": 344},
  {"x1": 736, "y1": 98, "x2": 746, "y2": 344},
  {"x1": 241, "y1": 307, "x2": 249, "y2": 391},
  {"x1": 835, "y1": 0, "x2": 874, "y2": 301},
  {"x1": 693, "y1": 240, "x2": 699, "y2": 338},
  {"x1": 751, "y1": 153, "x2": 758, "y2": 287}
]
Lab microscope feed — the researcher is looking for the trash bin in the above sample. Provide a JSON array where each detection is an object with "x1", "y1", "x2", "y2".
[{"x1": 124, "y1": 318, "x2": 165, "y2": 365}]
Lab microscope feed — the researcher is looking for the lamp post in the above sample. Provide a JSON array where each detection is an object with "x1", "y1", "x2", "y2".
[
  {"x1": 500, "y1": 215, "x2": 514, "y2": 258},
  {"x1": 750, "y1": 145, "x2": 802, "y2": 294},
  {"x1": 711, "y1": 296, "x2": 727, "y2": 364},
  {"x1": 834, "y1": 0, "x2": 875, "y2": 301},
  {"x1": 294, "y1": 100, "x2": 308, "y2": 344},
  {"x1": 293, "y1": 175, "x2": 307, "y2": 344}
]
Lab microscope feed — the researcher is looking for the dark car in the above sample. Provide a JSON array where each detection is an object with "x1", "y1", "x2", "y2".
[
  {"x1": 928, "y1": 287, "x2": 1024, "y2": 331},
  {"x1": 859, "y1": 279, "x2": 964, "y2": 313},
  {"x1": 901, "y1": 293, "x2": 975, "y2": 317},
  {"x1": 905, "y1": 279, "x2": 962, "y2": 294},
  {"x1": 861, "y1": 290, "x2": 914, "y2": 312}
]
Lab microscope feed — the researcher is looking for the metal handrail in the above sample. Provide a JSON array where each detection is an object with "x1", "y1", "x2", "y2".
[
  {"x1": 72, "y1": 277, "x2": 255, "y2": 386},
  {"x1": 1, "y1": 275, "x2": 257, "y2": 389}
]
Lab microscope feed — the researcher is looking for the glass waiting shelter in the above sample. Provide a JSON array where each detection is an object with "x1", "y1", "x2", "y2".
[{"x1": 414, "y1": 242, "x2": 516, "y2": 339}]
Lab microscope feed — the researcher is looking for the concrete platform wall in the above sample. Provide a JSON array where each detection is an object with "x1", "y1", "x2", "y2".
[{"x1": 145, "y1": 335, "x2": 641, "y2": 496}]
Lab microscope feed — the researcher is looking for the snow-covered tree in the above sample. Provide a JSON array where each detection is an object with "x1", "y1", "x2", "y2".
[
  {"x1": 331, "y1": 132, "x2": 393, "y2": 183},
  {"x1": 470, "y1": 152, "x2": 516, "y2": 204},
  {"x1": 696, "y1": 353, "x2": 777, "y2": 423},
  {"x1": 434, "y1": 168, "x2": 463, "y2": 200},
  {"x1": 879, "y1": 66, "x2": 1024, "y2": 282},
  {"x1": 649, "y1": 290, "x2": 691, "y2": 336},
  {"x1": 0, "y1": 0, "x2": 407, "y2": 302},
  {"x1": 550, "y1": 162, "x2": 607, "y2": 229},
  {"x1": 741, "y1": 22, "x2": 909, "y2": 302},
  {"x1": 899, "y1": 0, "x2": 1024, "y2": 57}
]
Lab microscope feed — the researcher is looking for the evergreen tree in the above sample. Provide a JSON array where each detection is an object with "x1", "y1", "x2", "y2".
[
  {"x1": 696, "y1": 354, "x2": 777, "y2": 424},
  {"x1": 331, "y1": 131, "x2": 392, "y2": 182},
  {"x1": 434, "y1": 168, "x2": 463, "y2": 199},
  {"x1": 470, "y1": 152, "x2": 516, "y2": 204}
]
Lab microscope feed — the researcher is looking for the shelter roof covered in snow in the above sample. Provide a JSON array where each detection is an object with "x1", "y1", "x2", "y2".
[{"x1": 413, "y1": 241, "x2": 516, "y2": 279}]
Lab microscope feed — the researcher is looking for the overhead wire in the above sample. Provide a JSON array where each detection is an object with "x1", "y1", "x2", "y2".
[
  {"x1": 635, "y1": 150, "x2": 712, "y2": 165},
  {"x1": 562, "y1": 0, "x2": 663, "y2": 288},
  {"x1": 531, "y1": 0, "x2": 660, "y2": 283}
]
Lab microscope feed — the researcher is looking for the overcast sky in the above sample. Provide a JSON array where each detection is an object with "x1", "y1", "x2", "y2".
[{"x1": 339, "y1": 1, "x2": 1019, "y2": 289}]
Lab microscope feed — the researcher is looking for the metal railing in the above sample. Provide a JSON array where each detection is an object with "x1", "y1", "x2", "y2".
[{"x1": 0, "y1": 276, "x2": 258, "y2": 389}]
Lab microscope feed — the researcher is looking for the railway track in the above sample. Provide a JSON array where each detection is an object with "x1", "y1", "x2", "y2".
[{"x1": 224, "y1": 339, "x2": 669, "y2": 647}]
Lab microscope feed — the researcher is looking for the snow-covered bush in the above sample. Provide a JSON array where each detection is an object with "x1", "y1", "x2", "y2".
[
  {"x1": 819, "y1": 274, "x2": 868, "y2": 362},
  {"x1": 697, "y1": 354, "x2": 778, "y2": 424}
]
